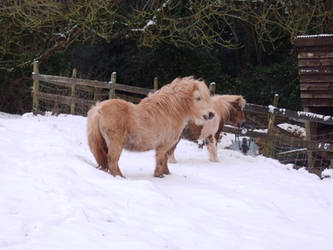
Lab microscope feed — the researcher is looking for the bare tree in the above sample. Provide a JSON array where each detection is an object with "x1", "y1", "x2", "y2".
[{"x1": 0, "y1": 0, "x2": 331, "y2": 70}]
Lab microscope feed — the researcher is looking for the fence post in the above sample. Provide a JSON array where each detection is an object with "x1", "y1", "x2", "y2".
[
  {"x1": 32, "y1": 61, "x2": 40, "y2": 115},
  {"x1": 304, "y1": 107, "x2": 315, "y2": 169},
  {"x1": 264, "y1": 93, "x2": 279, "y2": 158},
  {"x1": 154, "y1": 77, "x2": 159, "y2": 92},
  {"x1": 70, "y1": 68, "x2": 77, "y2": 114},
  {"x1": 109, "y1": 72, "x2": 116, "y2": 99},
  {"x1": 94, "y1": 86, "x2": 101, "y2": 101},
  {"x1": 209, "y1": 82, "x2": 216, "y2": 95}
]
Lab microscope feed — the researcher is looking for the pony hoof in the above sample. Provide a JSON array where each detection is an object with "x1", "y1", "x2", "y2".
[
  {"x1": 163, "y1": 170, "x2": 171, "y2": 175},
  {"x1": 154, "y1": 173, "x2": 165, "y2": 178},
  {"x1": 109, "y1": 171, "x2": 125, "y2": 178},
  {"x1": 97, "y1": 165, "x2": 108, "y2": 171},
  {"x1": 168, "y1": 159, "x2": 177, "y2": 164}
]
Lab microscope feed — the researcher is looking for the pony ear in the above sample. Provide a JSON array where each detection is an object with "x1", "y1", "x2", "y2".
[
  {"x1": 238, "y1": 96, "x2": 246, "y2": 109},
  {"x1": 228, "y1": 96, "x2": 245, "y2": 110},
  {"x1": 191, "y1": 83, "x2": 199, "y2": 96},
  {"x1": 236, "y1": 97, "x2": 242, "y2": 108},
  {"x1": 192, "y1": 81, "x2": 199, "y2": 90},
  {"x1": 228, "y1": 97, "x2": 240, "y2": 107},
  {"x1": 235, "y1": 96, "x2": 246, "y2": 109}
]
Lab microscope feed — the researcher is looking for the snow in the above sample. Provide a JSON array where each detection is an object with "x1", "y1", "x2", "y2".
[
  {"x1": 1, "y1": 112, "x2": 333, "y2": 250},
  {"x1": 144, "y1": 20, "x2": 156, "y2": 29},
  {"x1": 277, "y1": 123, "x2": 306, "y2": 138},
  {"x1": 268, "y1": 105, "x2": 275, "y2": 113},
  {"x1": 318, "y1": 143, "x2": 330, "y2": 150},
  {"x1": 132, "y1": 0, "x2": 170, "y2": 32},
  {"x1": 300, "y1": 69, "x2": 333, "y2": 73},
  {"x1": 267, "y1": 105, "x2": 288, "y2": 116},
  {"x1": 297, "y1": 111, "x2": 325, "y2": 120},
  {"x1": 322, "y1": 169, "x2": 333, "y2": 179},
  {"x1": 296, "y1": 34, "x2": 333, "y2": 38}
]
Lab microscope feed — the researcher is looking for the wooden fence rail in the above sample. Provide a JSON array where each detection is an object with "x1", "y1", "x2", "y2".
[
  {"x1": 32, "y1": 70, "x2": 333, "y2": 127},
  {"x1": 32, "y1": 73, "x2": 333, "y2": 129},
  {"x1": 32, "y1": 91, "x2": 96, "y2": 107},
  {"x1": 31, "y1": 61, "x2": 158, "y2": 115},
  {"x1": 32, "y1": 73, "x2": 154, "y2": 95}
]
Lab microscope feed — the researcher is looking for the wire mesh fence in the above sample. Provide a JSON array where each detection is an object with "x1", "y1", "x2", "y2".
[
  {"x1": 33, "y1": 65, "x2": 155, "y2": 116},
  {"x1": 276, "y1": 142, "x2": 331, "y2": 171},
  {"x1": 245, "y1": 121, "x2": 333, "y2": 177},
  {"x1": 38, "y1": 81, "x2": 104, "y2": 116}
]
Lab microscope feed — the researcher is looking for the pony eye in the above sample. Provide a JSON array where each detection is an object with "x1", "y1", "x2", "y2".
[{"x1": 196, "y1": 97, "x2": 201, "y2": 101}]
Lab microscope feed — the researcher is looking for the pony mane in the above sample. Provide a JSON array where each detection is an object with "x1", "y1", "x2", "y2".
[
  {"x1": 211, "y1": 95, "x2": 232, "y2": 122},
  {"x1": 139, "y1": 76, "x2": 204, "y2": 121},
  {"x1": 219, "y1": 95, "x2": 246, "y2": 110}
]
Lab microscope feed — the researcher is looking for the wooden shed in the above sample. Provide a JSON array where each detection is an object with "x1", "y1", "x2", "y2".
[
  {"x1": 295, "y1": 35, "x2": 333, "y2": 169},
  {"x1": 295, "y1": 34, "x2": 333, "y2": 108}
]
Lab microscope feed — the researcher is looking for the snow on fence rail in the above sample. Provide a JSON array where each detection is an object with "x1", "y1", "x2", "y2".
[{"x1": 244, "y1": 103, "x2": 333, "y2": 126}]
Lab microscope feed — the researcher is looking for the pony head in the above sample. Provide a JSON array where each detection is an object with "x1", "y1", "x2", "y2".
[
  {"x1": 222, "y1": 95, "x2": 246, "y2": 127},
  {"x1": 149, "y1": 76, "x2": 216, "y2": 126},
  {"x1": 186, "y1": 77, "x2": 215, "y2": 125}
]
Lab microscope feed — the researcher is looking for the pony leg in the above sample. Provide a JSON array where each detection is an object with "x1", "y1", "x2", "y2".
[
  {"x1": 214, "y1": 128, "x2": 223, "y2": 144},
  {"x1": 206, "y1": 135, "x2": 219, "y2": 162},
  {"x1": 101, "y1": 128, "x2": 126, "y2": 177},
  {"x1": 154, "y1": 147, "x2": 170, "y2": 177},
  {"x1": 167, "y1": 139, "x2": 180, "y2": 163},
  {"x1": 168, "y1": 150, "x2": 177, "y2": 164},
  {"x1": 107, "y1": 142, "x2": 124, "y2": 177}
]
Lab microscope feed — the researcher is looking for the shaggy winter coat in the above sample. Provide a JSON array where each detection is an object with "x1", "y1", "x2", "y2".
[
  {"x1": 87, "y1": 76, "x2": 215, "y2": 177},
  {"x1": 168, "y1": 95, "x2": 246, "y2": 162}
]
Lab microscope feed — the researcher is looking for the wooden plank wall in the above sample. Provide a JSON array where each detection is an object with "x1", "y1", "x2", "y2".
[{"x1": 295, "y1": 35, "x2": 333, "y2": 107}]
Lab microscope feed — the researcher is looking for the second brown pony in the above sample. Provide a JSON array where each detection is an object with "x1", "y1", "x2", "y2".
[
  {"x1": 168, "y1": 95, "x2": 246, "y2": 163},
  {"x1": 87, "y1": 76, "x2": 215, "y2": 177}
]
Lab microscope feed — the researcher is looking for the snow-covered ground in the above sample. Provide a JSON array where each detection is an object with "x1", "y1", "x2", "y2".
[
  {"x1": 278, "y1": 123, "x2": 306, "y2": 138},
  {"x1": 1, "y1": 112, "x2": 333, "y2": 250}
]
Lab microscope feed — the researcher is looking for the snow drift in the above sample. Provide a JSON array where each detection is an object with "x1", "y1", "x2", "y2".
[{"x1": 1, "y1": 112, "x2": 333, "y2": 250}]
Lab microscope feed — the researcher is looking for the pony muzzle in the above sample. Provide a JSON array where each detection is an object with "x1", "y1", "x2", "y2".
[
  {"x1": 203, "y1": 112, "x2": 215, "y2": 120},
  {"x1": 237, "y1": 122, "x2": 246, "y2": 128}
]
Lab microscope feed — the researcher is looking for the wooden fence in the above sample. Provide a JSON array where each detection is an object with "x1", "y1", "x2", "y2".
[
  {"x1": 31, "y1": 61, "x2": 157, "y2": 115},
  {"x1": 31, "y1": 61, "x2": 333, "y2": 170},
  {"x1": 232, "y1": 94, "x2": 333, "y2": 166},
  {"x1": 234, "y1": 93, "x2": 333, "y2": 173}
]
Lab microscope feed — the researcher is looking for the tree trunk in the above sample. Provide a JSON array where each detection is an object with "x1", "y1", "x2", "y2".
[{"x1": 324, "y1": 0, "x2": 333, "y2": 33}]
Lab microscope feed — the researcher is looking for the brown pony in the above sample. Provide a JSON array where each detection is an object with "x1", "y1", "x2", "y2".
[
  {"x1": 168, "y1": 95, "x2": 246, "y2": 163},
  {"x1": 87, "y1": 76, "x2": 215, "y2": 177}
]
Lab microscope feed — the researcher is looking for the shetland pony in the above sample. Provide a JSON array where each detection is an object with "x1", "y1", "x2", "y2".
[
  {"x1": 87, "y1": 76, "x2": 215, "y2": 177},
  {"x1": 168, "y1": 95, "x2": 246, "y2": 163}
]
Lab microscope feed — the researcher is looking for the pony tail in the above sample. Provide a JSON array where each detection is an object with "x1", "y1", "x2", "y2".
[{"x1": 87, "y1": 103, "x2": 108, "y2": 170}]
